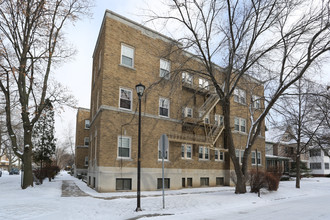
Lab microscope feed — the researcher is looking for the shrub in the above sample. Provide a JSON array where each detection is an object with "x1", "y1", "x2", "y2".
[
  {"x1": 249, "y1": 170, "x2": 280, "y2": 193},
  {"x1": 265, "y1": 172, "x2": 280, "y2": 191},
  {"x1": 33, "y1": 165, "x2": 60, "y2": 183},
  {"x1": 249, "y1": 170, "x2": 266, "y2": 193}
]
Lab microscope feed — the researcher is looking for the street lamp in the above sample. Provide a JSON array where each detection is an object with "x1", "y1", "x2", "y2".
[{"x1": 135, "y1": 83, "x2": 145, "y2": 212}]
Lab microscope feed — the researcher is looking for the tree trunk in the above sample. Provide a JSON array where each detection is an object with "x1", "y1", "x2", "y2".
[
  {"x1": 295, "y1": 155, "x2": 301, "y2": 189},
  {"x1": 22, "y1": 133, "x2": 33, "y2": 189},
  {"x1": 222, "y1": 96, "x2": 246, "y2": 193}
]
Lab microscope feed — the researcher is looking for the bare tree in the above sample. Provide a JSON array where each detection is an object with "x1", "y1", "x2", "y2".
[
  {"x1": 308, "y1": 84, "x2": 330, "y2": 157},
  {"x1": 54, "y1": 146, "x2": 74, "y2": 170},
  {"x1": 0, "y1": 0, "x2": 91, "y2": 189},
  {"x1": 272, "y1": 79, "x2": 323, "y2": 188},
  {"x1": 147, "y1": 0, "x2": 330, "y2": 193}
]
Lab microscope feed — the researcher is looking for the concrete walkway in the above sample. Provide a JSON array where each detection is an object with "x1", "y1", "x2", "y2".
[{"x1": 61, "y1": 180, "x2": 89, "y2": 197}]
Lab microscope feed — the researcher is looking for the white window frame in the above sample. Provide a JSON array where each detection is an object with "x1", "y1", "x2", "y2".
[
  {"x1": 214, "y1": 114, "x2": 224, "y2": 126},
  {"x1": 199, "y1": 146, "x2": 209, "y2": 160},
  {"x1": 234, "y1": 88, "x2": 246, "y2": 104},
  {"x1": 235, "y1": 149, "x2": 245, "y2": 164},
  {"x1": 160, "y1": 59, "x2": 171, "y2": 79},
  {"x1": 158, "y1": 140, "x2": 169, "y2": 161},
  {"x1": 117, "y1": 136, "x2": 131, "y2": 159},
  {"x1": 215, "y1": 150, "x2": 224, "y2": 161},
  {"x1": 257, "y1": 151, "x2": 261, "y2": 165},
  {"x1": 85, "y1": 120, "x2": 90, "y2": 129},
  {"x1": 199, "y1": 78, "x2": 209, "y2": 90},
  {"x1": 234, "y1": 117, "x2": 246, "y2": 133},
  {"x1": 159, "y1": 97, "x2": 170, "y2": 117},
  {"x1": 199, "y1": 111, "x2": 209, "y2": 124},
  {"x1": 84, "y1": 137, "x2": 90, "y2": 146},
  {"x1": 252, "y1": 151, "x2": 262, "y2": 165},
  {"x1": 252, "y1": 95, "x2": 261, "y2": 109},
  {"x1": 251, "y1": 151, "x2": 256, "y2": 165},
  {"x1": 182, "y1": 72, "x2": 193, "y2": 84},
  {"x1": 119, "y1": 87, "x2": 132, "y2": 111},
  {"x1": 121, "y1": 44, "x2": 134, "y2": 68},
  {"x1": 181, "y1": 144, "x2": 192, "y2": 159},
  {"x1": 183, "y1": 107, "x2": 193, "y2": 118}
]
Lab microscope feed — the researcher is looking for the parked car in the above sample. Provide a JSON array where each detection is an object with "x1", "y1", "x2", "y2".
[{"x1": 9, "y1": 168, "x2": 19, "y2": 175}]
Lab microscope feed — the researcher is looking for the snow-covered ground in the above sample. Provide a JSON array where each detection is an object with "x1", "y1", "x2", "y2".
[{"x1": 1, "y1": 171, "x2": 330, "y2": 220}]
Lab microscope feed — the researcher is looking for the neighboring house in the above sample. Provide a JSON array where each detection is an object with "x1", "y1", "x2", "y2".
[
  {"x1": 308, "y1": 147, "x2": 330, "y2": 176},
  {"x1": 265, "y1": 127, "x2": 309, "y2": 173},
  {"x1": 0, "y1": 154, "x2": 10, "y2": 171},
  {"x1": 84, "y1": 10, "x2": 266, "y2": 192},
  {"x1": 74, "y1": 108, "x2": 90, "y2": 178}
]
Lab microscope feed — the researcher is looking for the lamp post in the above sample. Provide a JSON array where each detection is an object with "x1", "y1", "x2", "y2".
[{"x1": 135, "y1": 83, "x2": 145, "y2": 212}]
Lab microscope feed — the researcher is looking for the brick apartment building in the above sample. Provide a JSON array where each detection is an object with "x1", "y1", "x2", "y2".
[
  {"x1": 78, "y1": 10, "x2": 266, "y2": 192},
  {"x1": 74, "y1": 108, "x2": 90, "y2": 177}
]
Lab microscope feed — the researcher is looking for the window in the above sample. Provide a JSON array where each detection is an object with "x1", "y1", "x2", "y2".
[
  {"x1": 235, "y1": 149, "x2": 245, "y2": 164},
  {"x1": 121, "y1": 44, "x2": 134, "y2": 68},
  {"x1": 215, "y1": 150, "x2": 224, "y2": 161},
  {"x1": 187, "y1": 178, "x2": 193, "y2": 187},
  {"x1": 183, "y1": 107, "x2": 193, "y2": 118},
  {"x1": 159, "y1": 98, "x2": 170, "y2": 117},
  {"x1": 257, "y1": 152, "x2": 261, "y2": 165},
  {"x1": 199, "y1": 111, "x2": 209, "y2": 124},
  {"x1": 310, "y1": 149, "x2": 321, "y2": 157},
  {"x1": 118, "y1": 136, "x2": 131, "y2": 159},
  {"x1": 234, "y1": 117, "x2": 246, "y2": 132},
  {"x1": 234, "y1": 118, "x2": 240, "y2": 131},
  {"x1": 199, "y1": 78, "x2": 209, "y2": 90},
  {"x1": 182, "y1": 144, "x2": 192, "y2": 159},
  {"x1": 84, "y1": 156, "x2": 88, "y2": 166},
  {"x1": 240, "y1": 150, "x2": 244, "y2": 164},
  {"x1": 158, "y1": 140, "x2": 168, "y2": 160},
  {"x1": 199, "y1": 146, "x2": 209, "y2": 160},
  {"x1": 325, "y1": 163, "x2": 329, "y2": 170},
  {"x1": 241, "y1": 119, "x2": 246, "y2": 132},
  {"x1": 251, "y1": 151, "x2": 256, "y2": 165},
  {"x1": 116, "y1": 178, "x2": 132, "y2": 190},
  {"x1": 215, "y1": 114, "x2": 224, "y2": 126},
  {"x1": 234, "y1": 88, "x2": 246, "y2": 104},
  {"x1": 200, "y1": 177, "x2": 209, "y2": 186},
  {"x1": 85, "y1": 120, "x2": 90, "y2": 129},
  {"x1": 119, "y1": 88, "x2": 132, "y2": 110},
  {"x1": 252, "y1": 95, "x2": 261, "y2": 109},
  {"x1": 235, "y1": 149, "x2": 240, "y2": 162},
  {"x1": 252, "y1": 151, "x2": 261, "y2": 165},
  {"x1": 204, "y1": 113, "x2": 210, "y2": 124},
  {"x1": 182, "y1": 178, "x2": 186, "y2": 187},
  {"x1": 182, "y1": 72, "x2": 193, "y2": 84},
  {"x1": 310, "y1": 163, "x2": 322, "y2": 170},
  {"x1": 160, "y1": 59, "x2": 170, "y2": 79},
  {"x1": 84, "y1": 137, "x2": 90, "y2": 146},
  {"x1": 216, "y1": 177, "x2": 224, "y2": 186},
  {"x1": 157, "y1": 178, "x2": 170, "y2": 189}
]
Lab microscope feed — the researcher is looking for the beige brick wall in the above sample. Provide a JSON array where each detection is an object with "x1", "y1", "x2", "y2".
[
  {"x1": 86, "y1": 11, "x2": 266, "y2": 191},
  {"x1": 75, "y1": 108, "x2": 90, "y2": 170}
]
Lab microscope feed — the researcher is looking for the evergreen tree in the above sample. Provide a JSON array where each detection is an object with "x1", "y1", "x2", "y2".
[{"x1": 32, "y1": 101, "x2": 56, "y2": 182}]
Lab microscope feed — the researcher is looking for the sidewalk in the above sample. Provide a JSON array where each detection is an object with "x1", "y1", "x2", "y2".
[{"x1": 61, "y1": 180, "x2": 89, "y2": 197}]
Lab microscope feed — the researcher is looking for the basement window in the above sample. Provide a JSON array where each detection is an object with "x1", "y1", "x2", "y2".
[{"x1": 116, "y1": 178, "x2": 132, "y2": 190}]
